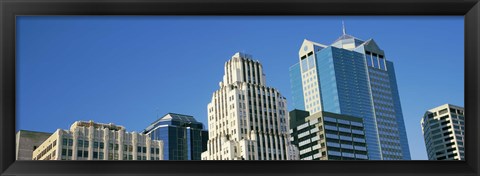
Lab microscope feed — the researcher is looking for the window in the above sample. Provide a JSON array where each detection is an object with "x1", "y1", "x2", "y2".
[
  {"x1": 372, "y1": 54, "x2": 379, "y2": 68},
  {"x1": 62, "y1": 149, "x2": 67, "y2": 156},
  {"x1": 100, "y1": 142, "x2": 104, "y2": 149},
  {"x1": 68, "y1": 139, "x2": 73, "y2": 146},
  {"x1": 62, "y1": 138, "x2": 68, "y2": 146},
  {"x1": 84, "y1": 141, "x2": 89, "y2": 148},
  {"x1": 439, "y1": 109, "x2": 448, "y2": 115},
  {"x1": 99, "y1": 152, "x2": 104, "y2": 159},
  {"x1": 379, "y1": 58, "x2": 386, "y2": 70},
  {"x1": 109, "y1": 143, "x2": 114, "y2": 150},
  {"x1": 137, "y1": 146, "x2": 142, "y2": 153},
  {"x1": 93, "y1": 152, "x2": 98, "y2": 159},
  {"x1": 84, "y1": 151, "x2": 89, "y2": 158},
  {"x1": 78, "y1": 140, "x2": 84, "y2": 147},
  {"x1": 366, "y1": 54, "x2": 372, "y2": 67},
  {"x1": 94, "y1": 142, "x2": 99, "y2": 148},
  {"x1": 67, "y1": 149, "x2": 72, "y2": 156},
  {"x1": 114, "y1": 144, "x2": 119, "y2": 150}
]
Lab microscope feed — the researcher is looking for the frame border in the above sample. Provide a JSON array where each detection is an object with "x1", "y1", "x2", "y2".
[{"x1": 1, "y1": 0, "x2": 479, "y2": 176}]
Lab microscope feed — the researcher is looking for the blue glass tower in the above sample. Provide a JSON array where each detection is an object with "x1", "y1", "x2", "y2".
[
  {"x1": 289, "y1": 62, "x2": 305, "y2": 111},
  {"x1": 143, "y1": 113, "x2": 208, "y2": 160},
  {"x1": 290, "y1": 26, "x2": 411, "y2": 160}
]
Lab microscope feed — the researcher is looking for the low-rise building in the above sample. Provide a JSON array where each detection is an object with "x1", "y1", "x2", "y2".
[
  {"x1": 16, "y1": 130, "x2": 52, "y2": 160},
  {"x1": 32, "y1": 120, "x2": 163, "y2": 160},
  {"x1": 289, "y1": 109, "x2": 368, "y2": 160},
  {"x1": 143, "y1": 113, "x2": 208, "y2": 160}
]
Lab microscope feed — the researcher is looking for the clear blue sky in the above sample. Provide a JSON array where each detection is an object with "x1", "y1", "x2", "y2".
[{"x1": 16, "y1": 16, "x2": 464, "y2": 160}]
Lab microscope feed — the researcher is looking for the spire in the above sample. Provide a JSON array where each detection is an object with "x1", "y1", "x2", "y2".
[{"x1": 342, "y1": 20, "x2": 346, "y2": 35}]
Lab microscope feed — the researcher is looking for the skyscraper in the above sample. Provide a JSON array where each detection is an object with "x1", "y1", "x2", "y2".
[
  {"x1": 201, "y1": 52, "x2": 297, "y2": 160},
  {"x1": 421, "y1": 104, "x2": 464, "y2": 160},
  {"x1": 289, "y1": 24, "x2": 410, "y2": 160},
  {"x1": 143, "y1": 113, "x2": 208, "y2": 160}
]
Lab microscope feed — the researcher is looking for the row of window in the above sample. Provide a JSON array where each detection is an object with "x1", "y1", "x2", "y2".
[{"x1": 62, "y1": 138, "x2": 160, "y2": 154}]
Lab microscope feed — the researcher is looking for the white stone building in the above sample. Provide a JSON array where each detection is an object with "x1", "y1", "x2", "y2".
[
  {"x1": 201, "y1": 52, "x2": 298, "y2": 160},
  {"x1": 32, "y1": 120, "x2": 163, "y2": 160}
]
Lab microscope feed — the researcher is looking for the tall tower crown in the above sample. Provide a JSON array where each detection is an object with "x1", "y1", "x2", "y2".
[{"x1": 220, "y1": 52, "x2": 266, "y2": 87}]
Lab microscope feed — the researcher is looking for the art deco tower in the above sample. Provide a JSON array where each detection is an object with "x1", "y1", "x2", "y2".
[{"x1": 201, "y1": 52, "x2": 298, "y2": 160}]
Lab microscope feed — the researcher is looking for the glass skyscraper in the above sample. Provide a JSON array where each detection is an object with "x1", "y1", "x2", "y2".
[
  {"x1": 143, "y1": 113, "x2": 208, "y2": 160},
  {"x1": 289, "y1": 26, "x2": 410, "y2": 160}
]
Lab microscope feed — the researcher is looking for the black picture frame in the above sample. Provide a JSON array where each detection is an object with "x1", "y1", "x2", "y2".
[{"x1": 1, "y1": 0, "x2": 479, "y2": 176}]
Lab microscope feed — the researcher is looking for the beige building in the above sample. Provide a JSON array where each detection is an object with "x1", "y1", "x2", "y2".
[
  {"x1": 16, "y1": 130, "x2": 52, "y2": 160},
  {"x1": 32, "y1": 120, "x2": 163, "y2": 160},
  {"x1": 421, "y1": 104, "x2": 465, "y2": 160},
  {"x1": 202, "y1": 52, "x2": 298, "y2": 160}
]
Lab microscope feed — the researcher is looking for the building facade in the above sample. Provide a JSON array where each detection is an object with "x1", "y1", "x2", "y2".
[
  {"x1": 202, "y1": 52, "x2": 298, "y2": 160},
  {"x1": 289, "y1": 26, "x2": 410, "y2": 160},
  {"x1": 16, "y1": 130, "x2": 52, "y2": 160},
  {"x1": 289, "y1": 109, "x2": 368, "y2": 160},
  {"x1": 143, "y1": 113, "x2": 208, "y2": 160},
  {"x1": 32, "y1": 121, "x2": 163, "y2": 160},
  {"x1": 421, "y1": 104, "x2": 465, "y2": 160}
]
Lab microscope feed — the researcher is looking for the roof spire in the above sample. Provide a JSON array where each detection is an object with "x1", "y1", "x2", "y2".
[{"x1": 342, "y1": 20, "x2": 346, "y2": 35}]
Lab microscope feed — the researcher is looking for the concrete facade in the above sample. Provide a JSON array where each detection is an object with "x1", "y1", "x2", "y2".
[
  {"x1": 421, "y1": 104, "x2": 465, "y2": 160},
  {"x1": 16, "y1": 130, "x2": 52, "y2": 160},
  {"x1": 290, "y1": 110, "x2": 368, "y2": 160}
]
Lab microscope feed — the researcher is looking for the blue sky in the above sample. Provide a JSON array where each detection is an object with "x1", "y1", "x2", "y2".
[{"x1": 16, "y1": 16, "x2": 464, "y2": 160}]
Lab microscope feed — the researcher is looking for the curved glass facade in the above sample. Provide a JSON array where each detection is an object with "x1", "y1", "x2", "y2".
[{"x1": 143, "y1": 113, "x2": 208, "y2": 160}]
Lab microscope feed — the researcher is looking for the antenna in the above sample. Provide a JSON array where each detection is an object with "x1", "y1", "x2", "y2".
[{"x1": 342, "y1": 20, "x2": 346, "y2": 35}]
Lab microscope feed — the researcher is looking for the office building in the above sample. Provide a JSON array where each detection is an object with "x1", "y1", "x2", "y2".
[
  {"x1": 16, "y1": 130, "x2": 52, "y2": 160},
  {"x1": 202, "y1": 52, "x2": 298, "y2": 160},
  {"x1": 143, "y1": 113, "x2": 208, "y2": 160},
  {"x1": 32, "y1": 120, "x2": 163, "y2": 160},
  {"x1": 289, "y1": 24, "x2": 410, "y2": 160},
  {"x1": 289, "y1": 109, "x2": 368, "y2": 160},
  {"x1": 421, "y1": 104, "x2": 464, "y2": 160}
]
